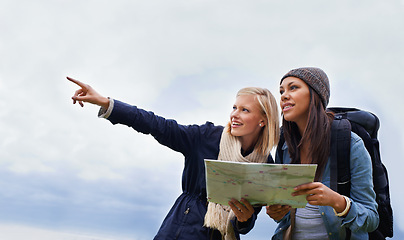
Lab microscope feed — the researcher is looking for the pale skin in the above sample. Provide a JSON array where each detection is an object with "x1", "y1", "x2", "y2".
[
  {"x1": 67, "y1": 77, "x2": 109, "y2": 108},
  {"x1": 266, "y1": 77, "x2": 348, "y2": 221},
  {"x1": 230, "y1": 94, "x2": 266, "y2": 153},
  {"x1": 228, "y1": 198, "x2": 256, "y2": 222},
  {"x1": 67, "y1": 76, "x2": 260, "y2": 222}
]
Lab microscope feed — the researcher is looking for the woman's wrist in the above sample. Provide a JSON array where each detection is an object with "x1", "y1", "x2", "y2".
[
  {"x1": 331, "y1": 194, "x2": 346, "y2": 212},
  {"x1": 333, "y1": 195, "x2": 351, "y2": 217},
  {"x1": 99, "y1": 96, "x2": 110, "y2": 109}
]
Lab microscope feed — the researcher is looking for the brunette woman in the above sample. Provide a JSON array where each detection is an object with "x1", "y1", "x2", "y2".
[{"x1": 267, "y1": 67, "x2": 379, "y2": 240}]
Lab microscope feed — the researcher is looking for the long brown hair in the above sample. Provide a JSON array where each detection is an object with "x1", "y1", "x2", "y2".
[{"x1": 282, "y1": 88, "x2": 334, "y2": 181}]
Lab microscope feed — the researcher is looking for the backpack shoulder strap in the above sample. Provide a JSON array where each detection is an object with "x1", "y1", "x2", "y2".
[
  {"x1": 276, "y1": 127, "x2": 285, "y2": 164},
  {"x1": 330, "y1": 116, "x2": 352, "y2": 240},
  {"x1": 330, "y1": 117, "x2": 351, "y2": 196}
]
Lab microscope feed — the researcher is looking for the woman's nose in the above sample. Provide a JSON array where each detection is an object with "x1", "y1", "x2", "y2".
[
  {"x1": 281, "y1": 91, "x2": 289, "y2": 101},
  {"x1": 230, "y1": 109, "x2": 239, "y2": 118}
]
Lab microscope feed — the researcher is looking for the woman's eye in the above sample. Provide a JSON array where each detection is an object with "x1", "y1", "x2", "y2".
[
  {"x1": 290, "y1": 85, "x2": 298, "y2": 90},
  {"x1": 242, "y1": 108, "x2": 249, "y2": 112},
  {"x1": 232, "y1": 106, "x2": 237, "y2": 110},
  {"x1": 280, "y1": 90, "x2": 284, "y2": 95}
]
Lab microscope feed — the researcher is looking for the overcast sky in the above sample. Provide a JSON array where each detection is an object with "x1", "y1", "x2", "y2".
[{"x1": 0, "y1": 0, "x2": 403, "y2": 239}]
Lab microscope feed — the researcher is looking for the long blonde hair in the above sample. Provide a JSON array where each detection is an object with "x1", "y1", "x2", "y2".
[{"x1": 228, "y1": 87, "x2": 280, "y2": 156}]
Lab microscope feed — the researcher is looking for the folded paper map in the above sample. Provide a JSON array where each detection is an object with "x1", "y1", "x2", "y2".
[{"x1": 204, "y1": 160, "x2": 317, "y2": 208}]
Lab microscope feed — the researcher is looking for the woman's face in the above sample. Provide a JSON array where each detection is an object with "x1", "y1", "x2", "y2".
[
  {"x1": 279, "y1": 77, "x2": 311, "y2": 128},
  {"x1": 230, "y1": 94, "x2": 265, "y2": 144}
]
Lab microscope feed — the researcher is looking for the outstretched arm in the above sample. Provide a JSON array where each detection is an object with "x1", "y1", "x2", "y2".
[{"x1": 67, "y1": 76, "x2": 110, "y2": 109}]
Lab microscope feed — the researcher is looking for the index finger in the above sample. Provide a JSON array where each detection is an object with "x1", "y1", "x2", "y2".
[{"x1": 66, "y1": 76, "x2": 87, "y2": 88}]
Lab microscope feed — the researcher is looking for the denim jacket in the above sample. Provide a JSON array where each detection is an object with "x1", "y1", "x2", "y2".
[{"x1": 272, "y1": 132, "x2": 379, "y2": 240}]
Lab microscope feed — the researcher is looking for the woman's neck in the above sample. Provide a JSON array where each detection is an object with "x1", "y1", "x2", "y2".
[
  {"x1": 241, "y1": 142, "x2": 254, "y2": 155},
  {"x1": 299, "y1": 141, "x2": 311, "y2": 164},
  {"x1": 239, "y1": 136, "x2": 258, "y2": 155}
]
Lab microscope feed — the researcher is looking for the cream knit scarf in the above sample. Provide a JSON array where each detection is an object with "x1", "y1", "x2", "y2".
[{"x1": 204, "y1": 125, "x2": 268, "y2": 239}]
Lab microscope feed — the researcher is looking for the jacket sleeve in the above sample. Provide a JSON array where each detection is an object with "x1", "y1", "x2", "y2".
[
  {"x1": 106, "y1": 99, "x2": 220, "y2": 156},
  {"x1": 340, "y1": 133, "x2": 379, "y2": 232}
]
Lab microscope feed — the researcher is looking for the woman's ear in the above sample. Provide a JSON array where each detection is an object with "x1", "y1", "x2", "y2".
[{"x1": 259, "y1": 121, "x2": 265, "y2": 127}]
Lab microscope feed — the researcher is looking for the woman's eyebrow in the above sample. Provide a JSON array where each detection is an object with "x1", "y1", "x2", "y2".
[
  {"x1": 280, "y1": 80, "x2": 296, "y2": 88},
  {"x1": 287, "y1": 81, "x2": 296, "y2": 87}
]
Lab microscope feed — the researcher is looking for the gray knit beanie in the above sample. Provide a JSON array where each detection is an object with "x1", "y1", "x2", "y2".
[{"x1": 280, "y1": 67, "x2": 330, "y2": 108}]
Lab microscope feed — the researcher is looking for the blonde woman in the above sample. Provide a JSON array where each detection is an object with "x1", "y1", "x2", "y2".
[{"x1": 68, "y1": 77, "x2": 280, "y2": 240}]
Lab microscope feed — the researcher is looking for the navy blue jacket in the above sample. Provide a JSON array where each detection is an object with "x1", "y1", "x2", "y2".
[{"x1": 107, "y1": 100, "x2": 272, "y2": 239}]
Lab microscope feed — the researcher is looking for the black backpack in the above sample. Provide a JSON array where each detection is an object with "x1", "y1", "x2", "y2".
[
  {"x1": 276, "y1": 107, "x2": 393, "y2": 239},
  {"x1": 328, "y1": 107, "x2": 393, "y2": 239}
]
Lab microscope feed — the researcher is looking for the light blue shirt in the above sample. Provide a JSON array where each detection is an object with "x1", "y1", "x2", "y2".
[{"x1": 272, "y1": 132, "x2": 379, "y2": 240}]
